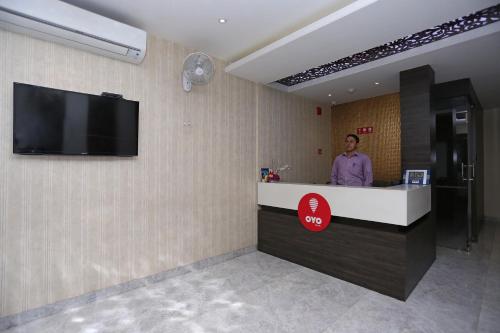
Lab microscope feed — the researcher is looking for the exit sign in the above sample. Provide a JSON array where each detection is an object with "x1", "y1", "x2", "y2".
[{"x1": 357, "y1": 127, "x2": 374, "y2": 135}]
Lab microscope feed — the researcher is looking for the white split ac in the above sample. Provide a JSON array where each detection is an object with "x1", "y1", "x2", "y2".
[{"x1": 0, "y1": 0, "x2": 147, "y2": 64}]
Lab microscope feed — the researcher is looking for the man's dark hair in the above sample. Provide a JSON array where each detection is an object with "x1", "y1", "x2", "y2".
[{"x1": 346, "y1": 134, "x2": 360, "y2": 143}]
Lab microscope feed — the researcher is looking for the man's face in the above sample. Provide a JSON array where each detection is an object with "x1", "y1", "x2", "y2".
[{"x1": 345, "y1": 136, "x2": 358, "y2": 152}]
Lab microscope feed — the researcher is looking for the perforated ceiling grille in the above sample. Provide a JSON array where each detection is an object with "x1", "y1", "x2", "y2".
[{"x1": 276, "y1": 4, "x2": 500, "y2": 87}]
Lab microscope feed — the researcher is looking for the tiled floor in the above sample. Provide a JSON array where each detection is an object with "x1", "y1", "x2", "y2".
[{"x1": 3, "y1": 222, "x2": 500, "y2": 333}]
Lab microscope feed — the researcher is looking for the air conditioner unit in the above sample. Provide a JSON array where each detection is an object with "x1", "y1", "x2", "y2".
[{"x1": 0, "y1": 0, "x2": 147, "y2": 64}]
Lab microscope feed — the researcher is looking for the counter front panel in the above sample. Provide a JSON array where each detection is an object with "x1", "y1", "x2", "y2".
[{"x1": 257, "y1": 182, "x2": 435, "y2": 300}]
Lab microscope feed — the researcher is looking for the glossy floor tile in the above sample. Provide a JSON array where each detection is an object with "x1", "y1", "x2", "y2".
[{"x1": 3, "y1": 222, "x2": 500, "y2": 333}]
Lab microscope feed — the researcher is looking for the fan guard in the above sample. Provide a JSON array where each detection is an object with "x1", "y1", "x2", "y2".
[{"x1": 182, "y1": 52, "x2": 215, "y2": 92}]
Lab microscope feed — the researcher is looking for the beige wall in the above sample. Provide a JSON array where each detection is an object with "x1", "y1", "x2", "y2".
[
  {"x1": 0, "y1": 29, "x2": 331, "y2": 316},
  {"x1": 258, "y1": 86, "x2": 331, "y2": 184},
  {"x1": 483, "y1": 108, "x2": 500, "y2": 220}
]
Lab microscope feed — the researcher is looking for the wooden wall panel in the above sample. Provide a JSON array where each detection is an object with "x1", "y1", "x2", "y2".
[
  {"x1": 331, "y1": 93, "x2": 401, "y2": 182},
  {"x1": 400, "y1": 65, "x2": 434, "y2": 171}
]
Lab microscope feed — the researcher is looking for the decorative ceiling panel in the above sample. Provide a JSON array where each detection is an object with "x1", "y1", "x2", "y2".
[{"x1": 276, "y1": 4, "x2": 500, "y2": 87}]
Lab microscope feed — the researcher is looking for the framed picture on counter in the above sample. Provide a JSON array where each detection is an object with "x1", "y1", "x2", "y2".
[
  {"x1": 260, "y1": 168, "x2": 269, "y2": 181},
  {"x1": 404, "y1": 170, "x2": 429, "y2": 185}
]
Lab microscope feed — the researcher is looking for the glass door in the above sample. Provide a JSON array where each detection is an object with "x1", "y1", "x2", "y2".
[{"x1": 434, "y1": 108, "x2": 471, "y2": 250}]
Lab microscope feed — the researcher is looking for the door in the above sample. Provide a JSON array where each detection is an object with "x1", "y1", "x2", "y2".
[{"x1": 433, "y1": 108, "x2": 472, "y2": 250}]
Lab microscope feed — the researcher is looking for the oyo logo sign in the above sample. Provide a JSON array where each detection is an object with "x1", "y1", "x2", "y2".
[{"x1": 298, "y1": 193, "x2": 331, "y2": 232}]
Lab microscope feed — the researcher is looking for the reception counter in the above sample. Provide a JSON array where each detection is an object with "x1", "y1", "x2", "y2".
[{"x1": 257, "y1": 182, "x2": 435, "y2": 300}]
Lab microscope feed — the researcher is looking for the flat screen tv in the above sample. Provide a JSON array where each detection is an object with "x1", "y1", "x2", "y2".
[{"x1": 13, "y1": 83, "x2": 139, "y2": 156}]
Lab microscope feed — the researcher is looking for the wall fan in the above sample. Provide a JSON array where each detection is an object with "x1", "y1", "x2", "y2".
[{"x1": 182, "y1": 52, "x2": 215, "y2": 92}]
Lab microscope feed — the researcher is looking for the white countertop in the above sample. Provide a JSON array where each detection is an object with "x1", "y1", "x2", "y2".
[{"x1": 257, "y1": 182, "x2": 431, "y2": 226}]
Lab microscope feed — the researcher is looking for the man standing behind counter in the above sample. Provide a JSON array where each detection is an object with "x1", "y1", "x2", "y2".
[{"x1": 331, "y1": 134, "x2": 373, "y2": 186}]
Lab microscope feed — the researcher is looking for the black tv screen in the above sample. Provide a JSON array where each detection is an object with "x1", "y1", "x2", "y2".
[{"x1": 13, "y1": 83, "x2": 139, "y2": 156}]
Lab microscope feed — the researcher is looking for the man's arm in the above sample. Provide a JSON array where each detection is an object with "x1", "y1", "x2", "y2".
[
  {"x1": 363, "y1": 157, "x2": 373, "y2": 186},
  {"x1": 331, "y1": 158, "x2": 338, "y2": 185}
]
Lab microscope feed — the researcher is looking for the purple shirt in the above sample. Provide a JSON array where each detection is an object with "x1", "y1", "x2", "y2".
[{"x1": 331, "y1": 152, "x2": 373, "y2": 186}]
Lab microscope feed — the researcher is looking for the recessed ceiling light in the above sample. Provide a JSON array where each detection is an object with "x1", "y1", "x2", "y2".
[
  {"x1": 347, "y1": 88, "x2": 355, "y2": 94},
  {"x1": 374, "y1": 82, "x2": 380, "y2": 85},
  {"x1": 328, "y1": 93, "x2": 332, "y2": 97},
  {"x1": 218, "y1": 18, "x2": 228, "y2": 24}
]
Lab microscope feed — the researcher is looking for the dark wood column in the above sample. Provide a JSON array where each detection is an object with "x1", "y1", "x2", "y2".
[{"x1": 400, "y1": 65, "x2": 435, "y2": 170}]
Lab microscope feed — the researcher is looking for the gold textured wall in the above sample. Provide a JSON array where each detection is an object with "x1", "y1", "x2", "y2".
[
  {"x1": 331, "y1": 93, "x2": 401, "y2": 181},
  {"x1": 258, "y1": 86, "x2": 331, "y2": 184},
  {"x1": 0, "y1": 29, "x2": 331, "y2": 317}
]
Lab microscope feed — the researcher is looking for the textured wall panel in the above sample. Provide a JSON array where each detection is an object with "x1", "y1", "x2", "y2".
[
  {"x1": 400, "y1": 65, "x2": 434, "y2": 171},
  {"x1": 0, "y1": 29, "x2": 331, "y2": 317},
  {"x1": 331, "y1": 93, "x2": 401, "y2": 182},
  {"x1": 0, "y1": 30, "x2": 259, "y2": 316},
  {"x1": 483, "y1": 108, "x2": 500, "y2": 219},
  {"x1": 258, "y1": 86, "x2": 331, "y2": 184}
]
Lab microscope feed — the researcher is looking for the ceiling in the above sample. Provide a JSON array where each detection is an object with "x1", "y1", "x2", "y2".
[
  {"x1": 62, "y1": 0, "x2": 500, "y2": 109},
  {"x1": 62, "y1": 0, "x2": 355, "y2": 61},
  {"x1": 226, "y1": 0, "x2": 499, "y2": 84},
  {"x1": 293, "y1": 29, "x2": 500, "y2": 108}
]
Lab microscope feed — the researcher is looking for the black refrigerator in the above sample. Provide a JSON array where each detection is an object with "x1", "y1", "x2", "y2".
[{"x1": 430, "y1": 79, "x2": 484, "y2": 251}]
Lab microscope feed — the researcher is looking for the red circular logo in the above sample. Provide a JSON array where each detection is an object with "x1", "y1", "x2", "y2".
[{"x1": 298, "y1": 193, "x2": 332, "y2": 232}]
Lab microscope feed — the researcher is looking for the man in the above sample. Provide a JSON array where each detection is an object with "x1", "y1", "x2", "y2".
[{"x1": 331, "y1": 134, "x2": 373, "y2": 186}]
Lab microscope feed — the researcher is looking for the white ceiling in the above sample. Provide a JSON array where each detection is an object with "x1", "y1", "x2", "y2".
[
  {"x1": 62, "y1": 0, "x2": 355, "y2": 61},
  {"x1": 62, "y1": 0, "x2": 500, "y2": 109},
  {"x1": 226, "y1": 0, "x2": 499, "y2": 84},
  {"x1": 294, "y1": 29, "x2": 500, "y2": 109}
]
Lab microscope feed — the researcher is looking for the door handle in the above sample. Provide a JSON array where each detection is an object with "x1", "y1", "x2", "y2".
[
  {"x1": 461, "y1": 162, "x2": 466, "y2": 181},
  {"x1": 470, "y1": 163, "x2": 475, "y2": 181}
]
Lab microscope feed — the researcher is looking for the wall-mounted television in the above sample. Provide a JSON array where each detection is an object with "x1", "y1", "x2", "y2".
[{"x1": 13, "y1": 83, "x2": 139, "y2": 156}]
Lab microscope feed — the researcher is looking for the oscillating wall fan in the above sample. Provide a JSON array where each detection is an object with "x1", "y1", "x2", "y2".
[{"x1": 182, "y1": 52, "x2": 215, "y2": 92}]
